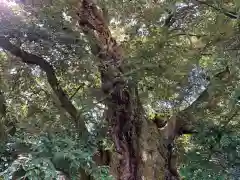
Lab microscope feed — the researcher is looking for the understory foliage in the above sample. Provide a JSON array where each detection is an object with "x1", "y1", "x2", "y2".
[
  {"x1": 0, "y1": 133, "x2": 111, "y2": 179},
  {"x1": 0, "y1": 0, "x2": 240, "y2": 179}
]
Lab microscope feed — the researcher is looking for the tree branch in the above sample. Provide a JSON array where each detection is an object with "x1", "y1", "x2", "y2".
[
  {"x1": 161, "y1": 66, "x2": 231, "y2": 144},
  {"x1": 183, "y1": 66, "x2": 230, "y2": 112},
  {"x1": 69, "y1": 83, "x2": 85, "y2": 100},
  {"x1": 0, "y1": 36, "x2": 87, "y2": 133},
  {"x1": 195, "y1": 0, "x2": 238, "y2": 19},
  {"x1": 169, "y1": 33, "x2": 207, "y2": 38}
]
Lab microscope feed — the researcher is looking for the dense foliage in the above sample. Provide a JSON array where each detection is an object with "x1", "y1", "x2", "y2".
[{"x1": 1, "y1": 0, "x2": 240, "y2": 179}]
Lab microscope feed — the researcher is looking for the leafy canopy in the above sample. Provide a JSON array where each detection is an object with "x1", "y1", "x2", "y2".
[{"x1": 0, "y1": 0, "x2": 240, "y2": 179}]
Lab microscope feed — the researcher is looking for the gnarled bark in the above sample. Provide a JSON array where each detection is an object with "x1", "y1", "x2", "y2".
[
  {"x1": 2, "y1": 1, "x2": 234, "y2": 179},
  {"x1": 75, "y1": 1, "x2": 234, "y2": 179},
  {"x1": 77, "y1": 2, "x2": 143, "y2": 178},
  {"x1": 76, "y1": 0, "x2": 181, "y2": 179}
]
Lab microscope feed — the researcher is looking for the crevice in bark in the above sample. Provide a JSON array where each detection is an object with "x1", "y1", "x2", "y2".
[
  {"x1": 152, "y1": 114, "x2": 168, "y2": 129},
  {"x1": 106, "y1": 86, "x2": 141, "y2": 179},
  {"x1": 165, "y1": 143, "x2": 179, "y2": 180}
]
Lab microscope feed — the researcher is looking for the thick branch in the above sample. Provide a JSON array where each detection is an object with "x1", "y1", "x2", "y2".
[
  {"x1": 0, "y1": 36, "x2": 87, "y2": 133},
  {"x1": 162, "y1": 66, "x2": 231, "y2": 144},
  {"x1": 184, "y1": 66, "x2": 230, "y2": 112}
]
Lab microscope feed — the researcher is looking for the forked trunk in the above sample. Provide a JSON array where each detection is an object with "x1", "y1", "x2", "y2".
[
  {"x1": 2, "y1": 1, "x2": 233, "y2": 180},
  {"x1": 92, "y1": 95, "x2": 180, "y2": 180},
  {"x1": 77, "y1": 0, "x2": 180, "y2": 179}
]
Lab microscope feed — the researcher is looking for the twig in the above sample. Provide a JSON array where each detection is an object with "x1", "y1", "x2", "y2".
[{"x1": 69, "y1": 83, "x2": 85, "y2": 100}]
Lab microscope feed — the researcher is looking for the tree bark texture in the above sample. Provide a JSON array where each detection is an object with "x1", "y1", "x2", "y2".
[
  {"x1": 0, "y1": 1, "x2": 233, "y2": 179},
  {"x1": 76, "y1": 0, "x2": 180, "y2": 179}
]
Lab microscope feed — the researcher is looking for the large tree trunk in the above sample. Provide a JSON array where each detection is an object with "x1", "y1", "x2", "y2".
[
  {"x1": 0, "y1": 1, "x2": 233, "y2": 180},
  {"x1": 77, "y1": 1, "x2": 180, "y2": 179}
]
